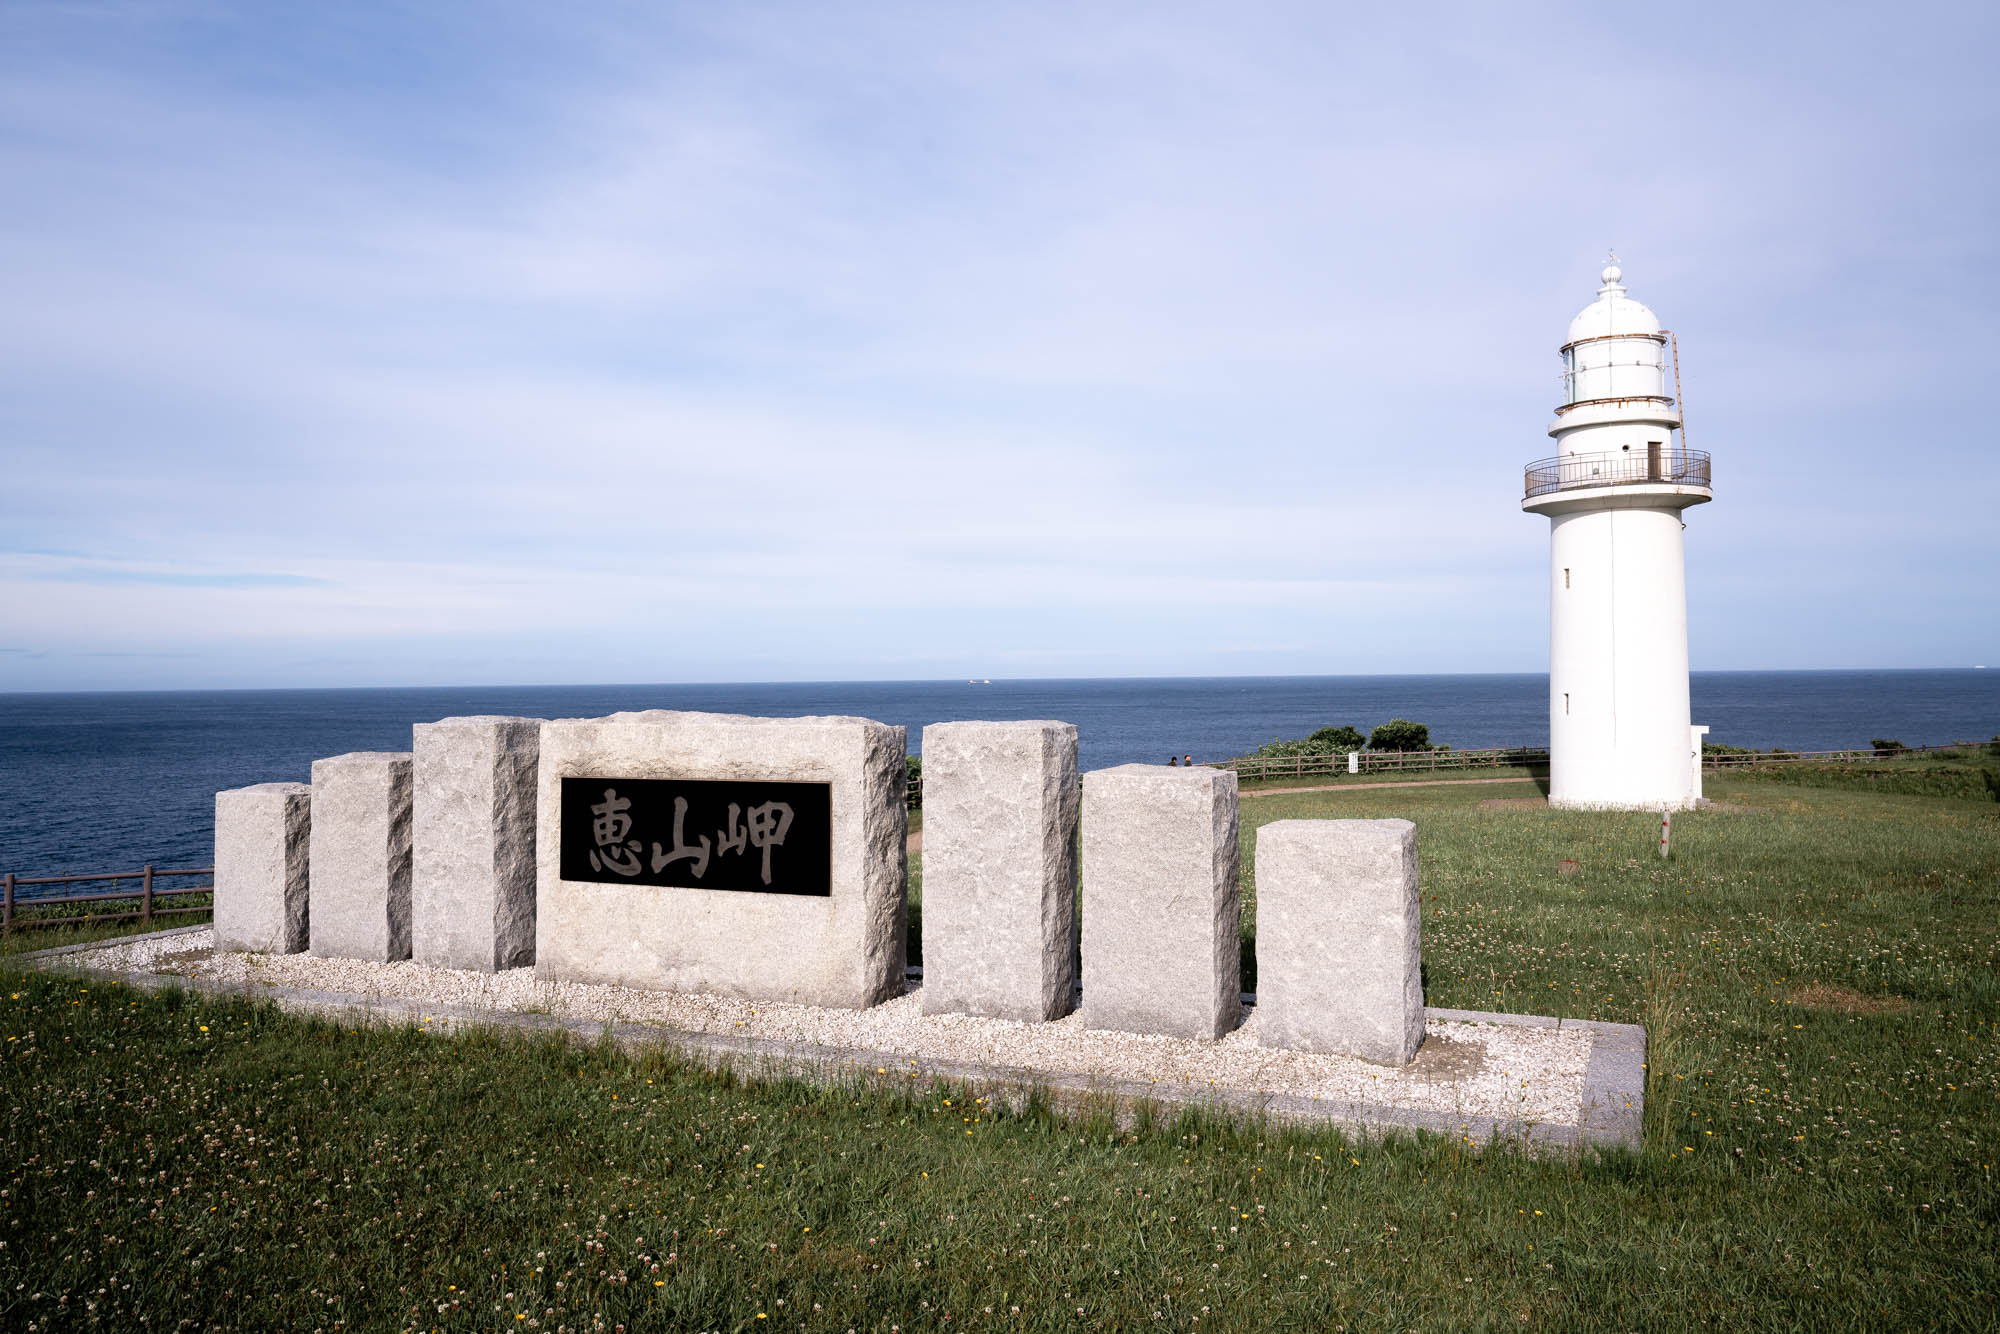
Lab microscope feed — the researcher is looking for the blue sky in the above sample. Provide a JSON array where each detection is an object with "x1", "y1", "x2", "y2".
[{"x1": 2, "y1": 1, "x2": 1994, "y2": 690}]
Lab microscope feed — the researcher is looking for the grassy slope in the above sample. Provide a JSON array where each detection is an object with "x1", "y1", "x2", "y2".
[
  {"x1": 1230, "y1": 764, "x2": 1549, "y2": 795},
  {"x1": 3, "y1": 774, "x2": 1995, "y2": 1333},
  {"x1": 0, "y1": 898, "x2": 213, "y2": 959}
]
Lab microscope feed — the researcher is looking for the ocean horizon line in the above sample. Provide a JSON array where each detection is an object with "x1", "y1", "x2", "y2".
[{"x1": 1, "y1": 664, "x2": 1989, "y2": 699}]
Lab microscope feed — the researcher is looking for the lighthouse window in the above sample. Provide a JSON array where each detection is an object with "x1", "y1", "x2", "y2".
[
  {"x1": 1564, "y1": 567, "x2": 1571, "y2": 589},
  {"x1": 1564, "y1": 692, "x2": 1571, "y2": 716}
]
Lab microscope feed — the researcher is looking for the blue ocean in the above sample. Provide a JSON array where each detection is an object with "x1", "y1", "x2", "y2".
[{"x1": 1, "y1": 670, "x2": 1993, "y2": 884}]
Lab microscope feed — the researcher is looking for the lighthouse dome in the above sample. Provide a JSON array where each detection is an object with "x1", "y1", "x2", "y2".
[{"x1": 1566, "y1": 262, "x2": 1662, "y2": 344}]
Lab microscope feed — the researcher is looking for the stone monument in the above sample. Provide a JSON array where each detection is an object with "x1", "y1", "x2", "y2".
[{"x1": 535, "y1": 710, "x2": 906, "y2": 1008}]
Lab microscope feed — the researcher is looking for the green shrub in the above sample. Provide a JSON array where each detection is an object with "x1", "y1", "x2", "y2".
[
  {"x1": 1307, "y1": 725, "x2": 1366, "y2": 752},
  {"x1": 1870, "y1": 738, "x2": 1907, "y2": 756},
  {"x1": 1367, "y1": 718, "x2": 1432, "y2": 752},
  {"x1": 1250, "y1": 723, "x2": 1367, "y2": 759}
]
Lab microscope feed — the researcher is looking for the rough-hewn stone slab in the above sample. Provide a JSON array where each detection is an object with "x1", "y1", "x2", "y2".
[
  {"x1": 309, "y1": 752, "x2": 414, "y2": 962},
  {"x1": 1256, "y1": 818, "x2": 1424, "y2": 1065},
  {"x1": 1080, "y1": 763, "x2": 1241, "y2": 1039},
  {"x1": 920, "y1": 721, "x2": 1079, "y2": 1021},
  {"x1": 412, "y1": 716, "x2": 541, "y2": 972},
  {"x1": 213, "y1": 782, "x2": 311, "y2": 954},
  {"x1": 535, "y1": 711, "x2": 906, "y2": 1009}
]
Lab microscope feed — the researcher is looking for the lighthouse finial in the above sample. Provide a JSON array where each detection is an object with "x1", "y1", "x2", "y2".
[{"x1": 1600, "y1": 249, "x2": 1623, "y2": 288}]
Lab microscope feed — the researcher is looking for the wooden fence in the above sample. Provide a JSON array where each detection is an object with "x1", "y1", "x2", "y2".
[
  {"x1": 2, "y1": 866, "x2": 214, "y2": 935},
  {"x1": 1210, "y1": 739, "x2": 1989, "y2": 784},
  {"x1": 1698, "y1": 741, "x2": 1990, "y2": 768},
  {"x1": 905, "y1": 746, "x2": 1547, "y2": 800},
  {"x1": 1209, "y1": 746, "x2": 1550, "y2": 783}
]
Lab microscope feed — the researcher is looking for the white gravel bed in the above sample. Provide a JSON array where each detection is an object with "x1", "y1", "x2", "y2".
[{"x1": 81, "y1": 929, "x2": 1593, "y2": 1127}]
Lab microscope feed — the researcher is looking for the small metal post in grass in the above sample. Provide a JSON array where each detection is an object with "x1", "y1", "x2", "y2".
[
  {"x1": 141, "y1": 864, "x2": 154, "y2": 924},
  {"x1": 3, "y1": 871, "x2": 12, "y2": 934},
  {"x1": 1659, "y1": 809, "x2": 1672, "y2": 860}
]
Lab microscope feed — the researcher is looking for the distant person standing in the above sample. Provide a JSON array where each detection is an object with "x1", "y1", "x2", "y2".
[
  {"x1": 1183, "y1": 754, "x2": 1193, "y2": 767},
  {"x1": 1166, "y1": 756, "x2": 1177, "y2": 766}
]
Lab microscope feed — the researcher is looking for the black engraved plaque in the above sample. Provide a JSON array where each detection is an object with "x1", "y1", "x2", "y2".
[{"x1": 559, "y1": 777, "x2": 833, "y2": 896}]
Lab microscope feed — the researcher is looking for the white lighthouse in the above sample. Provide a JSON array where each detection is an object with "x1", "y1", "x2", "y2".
[{"x1": 1523, "y1": 259, "x2": 1712, "y2": 810}]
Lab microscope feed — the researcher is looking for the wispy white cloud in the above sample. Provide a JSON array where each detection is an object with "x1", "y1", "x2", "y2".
[{"x1": 1, "y1": 1, "x2": 1994, "y2": 688}]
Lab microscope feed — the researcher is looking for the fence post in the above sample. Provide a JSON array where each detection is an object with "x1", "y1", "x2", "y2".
[
  {"x1": 3, "y1": 872, "x2": 12, "y2": 934},
  {"x1": 141, "y1": 864, "x2": 154, "y2": 925}
]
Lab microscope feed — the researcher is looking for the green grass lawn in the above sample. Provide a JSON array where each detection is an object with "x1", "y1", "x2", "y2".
[{"x1": 4, "y1": 772, "x2": 1995, "y2": 1332}]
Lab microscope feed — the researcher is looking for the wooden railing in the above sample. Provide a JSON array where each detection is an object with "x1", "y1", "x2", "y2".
[
  {"x1": 1209, "y1": 746, "x2": 1550, "y2": 783},
  {"x1": 1699, "y1": 742, "x2": 1990, "y2": 768},
  {"x1": 1, "y1": 866, "x2": 214, "y2": 935}
]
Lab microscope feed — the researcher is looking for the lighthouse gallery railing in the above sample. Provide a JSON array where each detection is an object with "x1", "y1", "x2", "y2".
[{"x1": 1523, "y1": 448, "x2": 1710, "y2": 500}]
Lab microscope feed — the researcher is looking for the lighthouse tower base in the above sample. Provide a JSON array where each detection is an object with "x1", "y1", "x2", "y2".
[{"x1": 1539, "y1": 500, "x2": 1706, "y2": 812}]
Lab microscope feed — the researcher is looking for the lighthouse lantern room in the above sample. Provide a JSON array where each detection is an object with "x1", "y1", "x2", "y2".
[{"x1": 1523, "y1": 259, "x2": 1712, "y2": 810}]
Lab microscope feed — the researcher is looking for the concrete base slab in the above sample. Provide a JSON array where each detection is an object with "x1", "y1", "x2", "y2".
[{"x1": 26, "y1": 927, "x2": 1642, "y2": 1153}]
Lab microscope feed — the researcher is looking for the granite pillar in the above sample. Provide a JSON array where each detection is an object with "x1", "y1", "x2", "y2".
[
  {"x1": 1254, "y1": 818, "x2": 1424, "y2": 1065},
  {"x1": 309, "y1": 751, "x2": 414, "y2": 962},
  {"x1": 919, "y1": 720, "x2": 1079, "y2": 1021},
  {"x1": 212, "y1": 782, "x2": 312, "y2": 953},
  {"x1": 412, "y1": 716, "x2": 541, "y2": 971},
  {"x1": 1079, "y1": 763, "x2": 1241, "y2": 1039}
]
